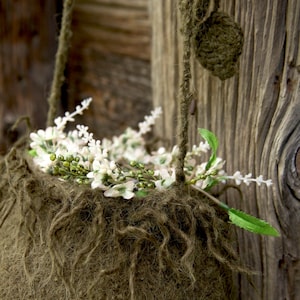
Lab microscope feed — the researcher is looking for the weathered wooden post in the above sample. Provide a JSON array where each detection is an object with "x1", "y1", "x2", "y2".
[
  {"x1": 0, "y1": 1, "x2": 58, "y2": 153},
  {"x1": 151, "y1": 0, "x2": 300, "y2": 299}
]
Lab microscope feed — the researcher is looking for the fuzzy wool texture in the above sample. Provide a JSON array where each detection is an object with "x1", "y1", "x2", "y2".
[
  {"x1": 193, "y1": 2, "x2": 244, "y2": 80},
  {"x1": 0, "y1": 148, "x2": 250, "y2": 299}
]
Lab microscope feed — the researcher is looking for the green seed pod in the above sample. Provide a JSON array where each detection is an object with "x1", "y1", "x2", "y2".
[
  {"x1": 130, "y1": 161, "x2": 137, "y2": 167},
  {"x1": 147, "y1": 170, "x2": 154, "y2": 176},
  {"x1": 63, "y1": 161, "x2": 70, "y2": 168},
  {"x1": 190, "y1": 179, "x2": 197, "y2": 185},
  {"x1": 137, "y1": 182, "x2": 145, "y2": 188},
  {"x1": 137, "y1": 163, "x2": 145, "y2": 169},
  {"x1": 50, "y1": 153, "x2": 56, "y2": 161},
  {"x1": 59, "y1": 168, "x2": 67, "y2": 175},
  {"x1": 52, "y1": 166, "x2": 59, "y2": 175},
  {"x1": 70, "y1": 165, "x2": 77, "y2": 172},
  {"x1": 66, "y1": 155, "x2": 74, "y2": 162},
  {"x1": 147, "y1": 182, "x2": 155, "y2": 188}
]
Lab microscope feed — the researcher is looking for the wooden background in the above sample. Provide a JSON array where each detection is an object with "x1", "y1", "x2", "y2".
[
  {"x1": 0, "y1": 0, "x2": 152, "y2": 154},
  {"x1": 1, "y1": 0, "x2": 300, "y2": 299},
  {"x1": 67, "y1": 0, "x2": 152, "y2": 137},
  {"x1": 151, "y1": 0, "x2": 300, "y2": 299},
  {"x1": 0, "y1": 1, "x2": 58, "y2": 153}
]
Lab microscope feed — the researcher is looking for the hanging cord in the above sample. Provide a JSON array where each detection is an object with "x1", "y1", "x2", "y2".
[
  {"x1": 176, "y1": 0, "x2": 243, "y2": 185},
  {"x1": 47, "y1": 0, "x2": 75, "y2": 126},
  {"x1": 175, "y1": 0, "x2": 194, "y2": 185}
]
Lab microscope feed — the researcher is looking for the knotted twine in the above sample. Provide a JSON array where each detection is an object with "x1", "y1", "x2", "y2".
[
  {"x1": 176, "y1": 0, "x2": 244, "y2": 186},
  {"x1": 175, "y1": 0, "x2": 194, "y2": 185},
  {"x1": 47, "y1": 0, "x2": 75, "y2": 127}
]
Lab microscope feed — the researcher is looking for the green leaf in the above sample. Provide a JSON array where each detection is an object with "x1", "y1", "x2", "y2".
[
  {"x1": 198, "y1": 128, "x2": 219, "y2": 170},
  {"x1": 28, "y1": 149, "x2": 37, "y2": 157},
  {"x1": 135, "y1": 190, "x2": 149, "y2": 198},
  {"x1": 228, "y1": 208, "x2": 280, "y2": 236},
  {"x1": 203, "y1": 177, "x2": 220, "y2": 191}
]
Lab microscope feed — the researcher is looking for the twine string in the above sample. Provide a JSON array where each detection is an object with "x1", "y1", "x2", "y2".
[
  {"x1": 47, "y1": 0, "x2": 75, "y2": 127},
  {"x1": 175, "y1": 0, "x2": 194, "y2": 185},
  {"x1": 176, "y1": 0, "x2": 243, "y2": 185}
]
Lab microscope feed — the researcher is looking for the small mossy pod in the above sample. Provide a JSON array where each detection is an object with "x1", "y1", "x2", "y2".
[
  {"x1": 194, "y1": 11, "x2": 244, "y2": 80},
  {"x1": 193, "y1": 0, "x2": 210, "y2": 20},
  {"x1": 0, "y1": 149, "x2": 244, "y2": 299}
]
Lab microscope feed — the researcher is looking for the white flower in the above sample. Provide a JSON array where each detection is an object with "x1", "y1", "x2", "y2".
[
  {"x1": 104, "y1": 181, "x2": 135, "y2": 199},
  {"x1": 123, "y1": 147, "x2": 150, "y2": 164},
  {"x1": 193, "y1": 177, "x2": 212, "y2": 190},
  {"x1": 58, "y1": 130, "x2": 86, "y2": 153},
  {"x1": 30, "y1": 127, "x2": 64, "y2": 148},
  {"x1": 171, "y1": 145, "x2": 179, "y2": 158},
  {"x1": 87, "y1": 139, "x2": 103, "y2": 158},
  {"x1": 138, "y1": 107, "x2": 162, "y2": 136},
  {"x1": 29, "y1": 101, "x2": 273, "y2": 202},
  {"x1": 229, "y1": 171, "x2": 242, "y2": 185},
  {"x1": 54, "y1": 98, "x2": 92, "y2": 130},
  {"x1": 242, "y1": 173, "x2": 253, "y2": 186},
  {"x1": 191, "y1": 141, "x2": 210, "y2": 155},
  {"x1": 227, "y1": 171, "x2": 272, "y2": 187},
  {"x1": 154, "y1": 168, "x2": 175, "y2": 190},
  {"x1": 196, "y1": 162, "x2": 208, "y2": 175},
  {"x1": 87, "y1": 159, "x2": 119, "y2": 189},
  {"x1": 206, "y1": 157, "x2": 225, "y2": 172},
  {"x1": 151, "y1": 147, "x2": 173, "y2": 167},
  {"x1": 264, "y1": 178, "x2": 273, "y2": 187},
  {"x1": 32, "y1": 147, "x2": 55, "y2": 172},
  {"x1": 151, "y1": 106, "x2": 162, "y2": 119},
  {"x1": 254, "y1": 175, "x2": 273, "y2": 187}
]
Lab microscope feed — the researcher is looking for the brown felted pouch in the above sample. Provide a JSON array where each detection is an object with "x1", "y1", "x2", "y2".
[{"x1": 0, "y1": 148, "x2": 245, "y2": 300}]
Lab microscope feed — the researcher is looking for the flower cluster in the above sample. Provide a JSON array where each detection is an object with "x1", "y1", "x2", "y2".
[{"x1": 29, "y1": 98, "x2": 272, "y2": 199}]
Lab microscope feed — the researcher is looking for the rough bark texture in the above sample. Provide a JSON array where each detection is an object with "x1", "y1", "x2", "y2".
[
  {"x1": 0, "y1": 0, "x2": 58, "y2": 154},
  {"x1": 151, "y1": 0, "x2": 300, "y2": 299},
  {"x1": 67, "y1": 0, "x2": 152, "y2": 139}
]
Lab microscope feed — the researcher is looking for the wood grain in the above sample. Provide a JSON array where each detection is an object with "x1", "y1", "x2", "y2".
[
  {"x1": 0, "y1": 1, "x2": 58, "y2": 153},
  {"x1": 67, "y1": 0, "x2": 152, "y2": 139},
  {"x1": 151, "y1": 0, "x2": 300, "y2": 299}
]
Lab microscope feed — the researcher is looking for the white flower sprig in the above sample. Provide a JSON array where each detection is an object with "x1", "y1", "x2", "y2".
[
  {"x1": 29, "y1": 98, "x2": 281, "y2": 236},
  {"x1": 29, "y1": 98, "x2": 272, "y2": 199},
  {"x1": 54, "y1": 98, "x2": 92, "y2": 131},
  {"x1": 227, "y1": 171, "x2": 273, "y2": 187}
]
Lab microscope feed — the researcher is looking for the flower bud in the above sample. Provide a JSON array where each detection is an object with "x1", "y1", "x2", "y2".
[
  {"x1": 50, "y1": 153, "x2": 56, "y2": 161},
  {"x1": 63, "y1": 161, "x2": 70, "y2": 168}
]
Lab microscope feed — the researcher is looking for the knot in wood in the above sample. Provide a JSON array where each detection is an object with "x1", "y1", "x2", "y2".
[
  {"x1": 296, "y1": 147, "x2": 300, "y2": 177},
  {"x1": 193, "y1": 11, "x2": 244, "y2": 80},
  {"x1": 284, "y1": 146, "x2": 300, "y2": 201}
]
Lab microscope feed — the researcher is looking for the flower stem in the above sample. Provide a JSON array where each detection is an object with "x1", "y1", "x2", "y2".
[{"x1": 192, "y1": 185, "x2": 230, "y2": 211}]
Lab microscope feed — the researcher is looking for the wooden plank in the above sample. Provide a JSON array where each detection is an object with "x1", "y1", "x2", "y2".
[
  {"x1": 67, "y1": 0, "x2": 152, "y2": 139},
  {"x1": 0, "y1": 0, "x2": 58, "y2": 154},
  {"x1": 82, "y1": 0, "x2": 148, "y2": 9},
  {"x1": 151, "y1": 0, "x2": 300, "y2": 299},
  {"x1": 72, "y1": 0, "x2": 151, "y2": 59}
]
